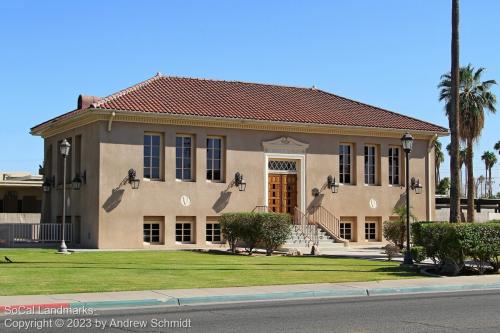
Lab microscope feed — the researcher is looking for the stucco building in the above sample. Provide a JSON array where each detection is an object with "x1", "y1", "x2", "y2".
[{"x1": 31, "y1": 74, "x2": 447, "y2": 249}]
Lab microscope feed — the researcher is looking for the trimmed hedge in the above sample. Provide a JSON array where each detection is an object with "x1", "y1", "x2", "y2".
[
  {"x1": 220, "y1": 212, "x2": 292, "y2": 255},
  {"x1": 412, "y1": 222, "x2": 500, "y2": 274}
]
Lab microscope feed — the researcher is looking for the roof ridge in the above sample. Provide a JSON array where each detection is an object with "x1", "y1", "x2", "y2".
[
  {"x1": 161, "y1": 75, "x2": 317, "y2": 91},
  {"x1": 91, "y1": 73, "x2": 163, "y2": 108},
  {"x1": 315, "y1": 89, "x2": 448, "y2": 132}
]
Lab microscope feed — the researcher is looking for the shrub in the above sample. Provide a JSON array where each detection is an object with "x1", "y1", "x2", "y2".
[
  {"x1": 383, "y1": 206, "x2": 417, "y2": 249},
  {"x1": 238, "y1": 213, "x2": 264, "y2": 255},
  {"x1": 410, "y1": 246, "x2": 427, "y2": 263},
  {"x1": 384, "y1": 244, "x2": 400, "y2": 261},
  {"x1": 412, "y1": 222, "x2": 500, "y2": 275},
  {"x1": 220, "y1": 213, "x2": 243, "y2": 253},
  {"x1": 383, "y1": 220, "x2": 406, "y2": 250},
  {"x1": 220, "y1": 212, "x2": 292, "y2": 255},
  {"x1": 260, "y1": 214, "x2": 292, "y2": 256}
]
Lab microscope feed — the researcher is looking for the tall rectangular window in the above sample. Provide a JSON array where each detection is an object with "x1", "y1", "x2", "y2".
[
  {"x1": 176, "y1": 135, "x2": 193, "y2": 180},
  {"x1": 339, "y1": 144, "x2": 352, "y2": 184},
  {"x1": 144, "y1": 134, "x2": 161, "y2": 180},
  {"x1": 207, "y1": 137, "x2": 223, "y2": 181},
  {"x1": 143, "y1": 223, "x2": 160, "y2": 244},
  {"x1": 364, "y1": 145, "x2": 376, "y2": 185},
  {"x1": 388, "y1": 147, "x2": 400, "y2": 185}
]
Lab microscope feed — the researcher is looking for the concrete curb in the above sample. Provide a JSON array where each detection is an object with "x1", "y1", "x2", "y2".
[{"x1": 2, "y1": 282, "x2": 499, "y2": 313}]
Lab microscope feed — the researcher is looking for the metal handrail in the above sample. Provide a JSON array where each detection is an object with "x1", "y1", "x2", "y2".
[
  {"x1": 252, "y1": 206, "x2": 269, "y2": 213},
  {"x1": 293, "y1": 207, "x2": 319, "y2": 247},
  {"x1": 310, "y1": 206, "x2": 349, "y2": 245}
]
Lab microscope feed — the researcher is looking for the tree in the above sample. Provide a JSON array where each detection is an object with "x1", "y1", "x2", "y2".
[
  {"x1": 434, "y1": 140, "x2": 445, "y2": 187},
  {"x1": 449, "y1": 0, "x2": 461, "y2": 222},
  {"x1": 436, "y1": 177, "x2": 451, "y2": 195},
  {"x1": 482, "y1": 151, "x2": 497, "y2": 197},
  {"x1": 476, "y1": 175, "x2": 485, "y2": 198},
  {"x1": 440, "y1": 65, "x2": 497, "y2": 221},
  {"x1": 446, "y1": 144, "x2": 466, "y2": 196},
  {"x1": 495, "y1": 140, "x2": 500, "y2": 155}
]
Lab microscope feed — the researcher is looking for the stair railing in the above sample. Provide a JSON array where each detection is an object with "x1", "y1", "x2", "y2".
[
  {"x1": 310, "y1": 206, "x2": 349, "y2": 246},
  {"x1": 252, "y1": 206, "x2": 269, "y2": 213},
  {"x1": 293, "y1": 207, "x2": 319, "y2": 247}
]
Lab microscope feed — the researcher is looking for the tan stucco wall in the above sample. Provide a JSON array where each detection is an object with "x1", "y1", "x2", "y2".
[
  {"x1": 95, "y1": 121, "x2": 433, "y2": 249},
  {"x1": 42, "y1": 122, "x2": 101, "y2": 248},
  {"x1": 41, "y1": 120, "x2": 435, "y2": 249}
]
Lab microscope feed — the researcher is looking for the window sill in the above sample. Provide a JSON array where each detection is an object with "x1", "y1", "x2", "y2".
[
  {"x1": 206, "y1": 180, "x2": 226, "y2": 184},
  {"x1": 143, "y1": 178, "x2": 165, "y2": 182},
  {"x1": 175, "y1": 179, "x2": 195, "y2": 183}
]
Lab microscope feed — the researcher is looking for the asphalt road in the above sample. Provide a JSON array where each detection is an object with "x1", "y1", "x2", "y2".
[{"x1": 2, "y1": 290, "x2": 499, "y2": 333}]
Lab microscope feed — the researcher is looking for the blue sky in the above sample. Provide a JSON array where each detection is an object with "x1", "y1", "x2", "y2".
[{"x1": 0, "y1": 1, "x2": 498, "y2": 191}]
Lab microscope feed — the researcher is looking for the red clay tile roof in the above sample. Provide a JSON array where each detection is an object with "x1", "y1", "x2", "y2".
[{"x1": 32, "y1": 74, "x2": 448, "y2": 133}]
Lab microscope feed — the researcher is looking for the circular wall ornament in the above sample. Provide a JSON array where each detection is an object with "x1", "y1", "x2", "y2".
[
  {"x1": 369, "y1": 198, "x2": 377, "y2": 209},
  {"x1": 180, "y1": 195, "x2": 191, "y2": 207}
]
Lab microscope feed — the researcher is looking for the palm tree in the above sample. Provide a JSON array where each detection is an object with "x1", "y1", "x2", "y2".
[
  {"x1": 434, "y1": 140, "x2": 445, "y2": 187},
  {"x1": 439, "y1": 65, "x2": 497, "y2": 221},
  {"x1": 448, "y1": 0, "x2": 461, "y2": 222},
  {"x1": 446, "y1": 144, "x2": 467, "y2": 197},
  {"x1": 482, "y1": 151, "x2": 497, "y2": 197},
  {"x1": 477, "y1": 175, "x2": 485, "y2": 197},
  {"x1": 495, "y1": 140, "x2": 500, "y2": 155}
]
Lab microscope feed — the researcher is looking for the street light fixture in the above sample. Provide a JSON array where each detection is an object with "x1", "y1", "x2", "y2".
[
  {"x1": 234, "y1": 172, "x2": 247, "y2": 191},
  {"x1": 58, "y1": 139, "x2": 70, "y2": 254},
  {"x1": 327, "y1": 175, "x2": 339, "y2": 194},
  {"x1": 401, "y1": 133, "x2": 414, "y2": 265},
  {"x1": 72, "y1": 171, "x2": 86, "y2": 190},
  {"x1": 411, "y1": 177, "x2": 423, "y2": 195},
  {"x1": 128, "y1": 169, "x2": 140, "y2": 189}
]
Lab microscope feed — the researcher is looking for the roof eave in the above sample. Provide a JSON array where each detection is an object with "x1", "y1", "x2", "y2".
[{"x1": 31, "y1": 107, "x2": 449, "y2": 139}]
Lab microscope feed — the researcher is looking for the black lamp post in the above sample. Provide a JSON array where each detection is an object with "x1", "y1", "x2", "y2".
[
  {"x1": 401, "y1": 133, "x2": 414, "y2": 265},
  {"x1": 59, "y1": 139, "x2": 70, "y2": 254}
]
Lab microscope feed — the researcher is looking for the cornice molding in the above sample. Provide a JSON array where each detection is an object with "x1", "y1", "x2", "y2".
[{"x1": 34, "y1": 109, "x2": 445, "y2": 140}]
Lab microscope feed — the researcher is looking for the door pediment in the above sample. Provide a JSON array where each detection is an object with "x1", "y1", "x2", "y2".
[{"x1": 262, "y1": 137, "x2": 309, "y2": 154}]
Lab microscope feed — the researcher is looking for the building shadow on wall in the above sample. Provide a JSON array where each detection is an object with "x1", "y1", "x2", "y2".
[
  {"x1": 212, "y1": 182, "x2": 235, "y2": 213},
  {"x1": 102, "y1": 188, "x2": 125, "y2": 212},
  {"x1": 306, "y1": 191, "x2": 325, "y2": 215}
]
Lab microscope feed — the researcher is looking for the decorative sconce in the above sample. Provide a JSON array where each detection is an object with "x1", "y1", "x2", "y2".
[
  {"x1": 42, "y1": 178, "x2": 52, "y2": 193},
  {"x1": 72, "y1": 170, "x2": 86, "y2": 190},
  {"x1": 234, "y1": 172, "x2": 246, "y2": 191},
  {"x1": 128, "y1": 169, "x2": 140, "y2": 189},
  {"x1": 410, "y1": 177, "x2": 422, "y2": 194},
  {"x1": 327, "y1": 175, "x2": 339, "y2": 194}
]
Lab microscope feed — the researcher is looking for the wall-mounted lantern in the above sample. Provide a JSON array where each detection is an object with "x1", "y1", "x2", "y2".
[
  {"x1": 42, "y1": 177, "x2": 53, "y2": 193},
  {"x1": 128, "y1": 169, "x2": 140, "y2": 189},
  {"x1": 72, "y1": 170, "x2": 86, "y2": 190},
  {"x1": 410, "y1": 177, "x2": 422, "y2": 194},
  {"x1": 327, "y1": 175, "x2": 339, "y2": 194},
  {"x1": 234, "y1": 172, "x2": 246, "y2": 191}
]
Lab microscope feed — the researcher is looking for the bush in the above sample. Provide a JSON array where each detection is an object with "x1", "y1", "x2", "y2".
[
  {"x1": 384, "y1": 244, "x2": 400, "y2": 261},
  {"x1": 383, "y1": 220, "x2": 406, "y2": 250},
  {"x1": 383, "y1": 206, "x2": 417, "y2": 249},
  {"x1": 220, "y1": 213, "x2": 243, "y2": 253},
  {"x1": 220, "y1": 212, "x2": 292, "y2": 255},
  {"x1": 410, "y1": 246, "x2": 427, "y2": 263},
  {"x1": 412, "y1": 222, "x2": 500, "y2": 275},
  {"x1": 261, "y1": 214, "x2": 292, "y2": 256}
]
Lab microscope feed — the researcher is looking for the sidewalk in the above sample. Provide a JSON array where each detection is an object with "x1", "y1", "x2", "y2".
[{"x1": 1, "y1": 275, "x2": 499, "y2": 313}]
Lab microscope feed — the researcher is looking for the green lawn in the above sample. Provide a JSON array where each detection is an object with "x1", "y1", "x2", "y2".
[{"x1": 0, "y1": 249, "x2": 420, "y2": 296}]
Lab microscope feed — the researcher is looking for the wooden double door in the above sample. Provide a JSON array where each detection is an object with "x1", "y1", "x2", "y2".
[{"x1": 268, "y1": 173, "x2": 297, "y2": 215}]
